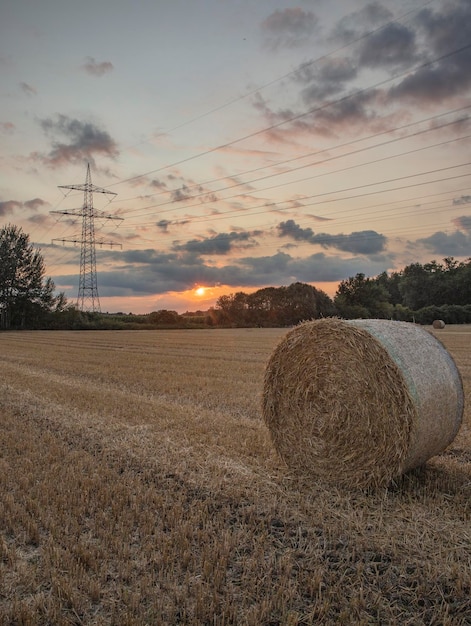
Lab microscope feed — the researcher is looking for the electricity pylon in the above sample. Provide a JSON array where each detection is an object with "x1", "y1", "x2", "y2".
[{"x1": 51, "y1": 163, "x2": 123, "y2": 313}]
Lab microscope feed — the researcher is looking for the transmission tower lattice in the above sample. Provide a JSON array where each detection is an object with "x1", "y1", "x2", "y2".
[{"x1": 51, "y1": 163, "x2": 123, "y2": 313}]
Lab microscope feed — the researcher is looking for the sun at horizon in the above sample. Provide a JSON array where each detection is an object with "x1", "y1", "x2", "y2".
[{"x1": 195, "y1": 286, "x2": 206, "y2": 297}]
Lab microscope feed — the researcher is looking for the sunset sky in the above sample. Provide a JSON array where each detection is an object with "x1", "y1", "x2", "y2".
[{"x1": 1, "y1": 0, "x2": 470, "y2": 313}]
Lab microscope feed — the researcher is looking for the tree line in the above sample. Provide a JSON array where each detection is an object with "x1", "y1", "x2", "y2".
[
  {"x1": 214, "y1": 258, "x2": 471, "y2": 327},
  {"x1": 333, "y1": 258, "x2": 471, "y2": 325},
  {"x1": 1, "y1": 224, "x2": 470, "y2": 330}
]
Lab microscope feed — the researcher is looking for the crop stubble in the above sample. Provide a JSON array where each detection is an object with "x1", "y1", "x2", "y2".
[{"x1": 0, "y1": 327, "x2": 470, "y2": 625}]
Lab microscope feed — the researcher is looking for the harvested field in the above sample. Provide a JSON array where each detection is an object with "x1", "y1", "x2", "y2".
[{"x1": 0, "y1": 326, "x2": 470, "y2": 625}]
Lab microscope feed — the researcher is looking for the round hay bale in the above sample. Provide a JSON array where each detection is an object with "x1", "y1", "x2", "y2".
[
  {"x1": 433, "y1": 319, "x2": 446, "y2": 329},
  {"x1": 262, "y1": 318, "x2": 464, "y2": 488}
]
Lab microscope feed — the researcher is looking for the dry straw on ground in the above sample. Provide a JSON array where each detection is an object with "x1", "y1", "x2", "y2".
[
  {"x1": 433, "y1": 319, "x2": 446, "y2": 329},
  {"x1": 262, "y1": 318, "x2": 464, "y2": 488}
]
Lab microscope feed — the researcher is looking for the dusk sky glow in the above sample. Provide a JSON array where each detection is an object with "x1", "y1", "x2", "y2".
[{"x1": 1, "y1": 0, "x2": 470, "y2": 313}]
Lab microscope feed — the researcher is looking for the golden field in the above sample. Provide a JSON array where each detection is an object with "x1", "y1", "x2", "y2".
[{"x1": 0, "y1": 326, "x2": 470, "y2": 625}]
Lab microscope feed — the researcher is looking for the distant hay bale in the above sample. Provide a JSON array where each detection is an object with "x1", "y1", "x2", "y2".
[
  {"x1": 262, "y1": 319, "x2": 464, "y2": 488},
  {"x1": 433, "y1": 319, "x2": 446, "y2": 329}
]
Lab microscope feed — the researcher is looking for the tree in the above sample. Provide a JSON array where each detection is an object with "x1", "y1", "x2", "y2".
[
  {"x1": 148, "y1": 309, "x2": 181, "y2": 326},
  {"x1": 334, "y1": 273, "x2": 392, "y2": 319},
  {"x1": 216, "y1": 283, "x2": 336, "y2": 327},
  {"x1": 282, "y1": 282, "x2": 336, "y2": 325},
  {"x1": 375, "y1": 270, "x2": 402, "y2": 305},
  {"x1": 455, "y1": 258, "x2": 471, "y2": 305},
  {"x1": 0, "y1": 224, "x2": 65, "y2": 329},
  {"x1": 397, "y1": 258, "x2": 468, "y2": 309},
  {"x1": 215, "y1": 292, "x2": 249, "y2": 326}
]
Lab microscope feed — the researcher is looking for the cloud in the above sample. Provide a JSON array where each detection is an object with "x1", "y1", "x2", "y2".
[
  {"x1": 2, "y1": 201, "x2": 49, "y2": 229},
  {"x1": 453, "y1": 196, "x2": 471, "y2": 206},
  {"x1": 0, "y1": 200, "x2": 22, "y2": 216},
  {"x1": 57, "y1": 244, "x2": 395, "y2": 298},
  {"x1": 82, "y1": 56, "x2": 114, "y2": 76},
  {"x1": 217, "y1": 143, "x2": 280, "y2": 163},
  {"x1": 156, "y1": 219, "x2": 171, "y2": 232},
  {"x1": 259, "y1": 0, "x2": 471, "y2": 144},
  {"x1": 171, "y1": 185, "x2": 191, "y2": 202},
  {"x1": 0, "y1": 122, "x2": 15, "y2": 134},
  {"x1": 152, "y1": 218, "x2": 190, "y2": 233},
  {"x1": 356, "y1": 22, "x2": 418, "y2": 69},
  {"x1": 37, "y1": 114, "x2": 118, "y2": 166},
  {"x1": 27, "y1": 214, "x2": 51, "y2": 226},
  {"x1": 330, "y1": 3, "x2": 393, "y2": 44},
  {"x1": 237, "y1": 250, "x2": 393, "y2": 285},
  {"x1": 306, "y1": 213, "x2": 333, "y2": 223},
  {"x1": 388, "y1": 2, "x2": 471, "y2": 105},
  {"x1": 24, "y1": 197, "x2": 47, "y2": 211},
  {"x1": 86, "y1": 249, "x2": 231, "y2": 295},
  {"x1": 20, "y1": 81, "x2": 37, "y2": 96},
  {"x1": 261, "y1": 8, "x2": 319, "y2": 50},
  {"x1": 417, "y1": 230, "x2": 471, "y2": 256},
  {"x1": 173, "y1": 230, "x2": 260, "y2": 255},
  {"x1": 146, "y1": 176, "x2": 219, "y2": 206},
  {"x1": 297, "y1": 57, "x2": 358, "y2": 102},
  {"x1": 284, "y1": 252, "x2": 392, "y2": 283},
  {"x1": 277, "y1": 219, "x2": 387, "y2": 255},
  {"x1": 278, "y1": 219, "x2": 315, "y2": 241},
  {"x1": 388, "y1": 55, "x2": 471, "y2": 105},
  {"x1": 252, "y1": 91, "x2": 295, "y2": 128},
  {"x1": 312, "y1": 89, "x2": 382, "y2": 135},
  {"x1": 253, "y1": 79, "x2": 381, "y2": 141},
  {"x1": 150, "y1": 178, "x2": 167, "y2": 190},
  {"x1": 417, "y1": 2, "x2": 471, "y2": 55},
  {"x1": 452, "y1": 215, "x2": 471, "y2": 232},
  {"x1": 238, "y1": 251, "x2": 291, "y2": 276}
]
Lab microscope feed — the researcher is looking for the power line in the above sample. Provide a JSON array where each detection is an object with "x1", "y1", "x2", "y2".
[
  {"x1": 121, "y1": 183, "x2": 469, "y2": 236},
  {"x1": 44, "y1": 4, "x2": 468, "y2": 258},
  {"x1": 114, "y1": 104, "x2": 471, "y2": 211},
  {"x1": 117, "y1": 172, "x2": 470, "y2": 254},
  {"x1": 42, "y1": 1, "x2": 471, "y2": 288},
  {"x1": 118, "y1": 114, "x2": 471, "y2": 222},
  {"x1": 136, "y1": 0, "x2": 437, "y2": 139},
  {"x1": 199, "y1": 167, "x2": 471, "y2": 224},
  {"x1": 105, "y1": 40, "x2": 471, "y2": 190},
  {"x1": 121, "y1": 139, "x2": 471, "y2": 229}
]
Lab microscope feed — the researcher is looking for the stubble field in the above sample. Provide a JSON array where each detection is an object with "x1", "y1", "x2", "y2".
[{"x1": 0, "y1": 326, "x2": 470, "y2": 625}]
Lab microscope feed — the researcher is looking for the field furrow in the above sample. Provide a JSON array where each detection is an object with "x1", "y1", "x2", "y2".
[{"x1": 1, "y1": 328, "x2": 470, "y2": 625}]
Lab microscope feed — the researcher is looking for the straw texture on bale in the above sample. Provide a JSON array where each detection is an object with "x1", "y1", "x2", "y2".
[
  {"x1": 262, "y1": 318, "x2": 464, "y2": 488},
  {"x1": 433, "y1": 319, "x2": 446, "y2": 329}
]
